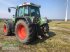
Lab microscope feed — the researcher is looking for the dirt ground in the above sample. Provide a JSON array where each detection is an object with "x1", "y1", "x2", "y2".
[{"x1": 0, "y1": 21, "x2": 70, "y2": 52}]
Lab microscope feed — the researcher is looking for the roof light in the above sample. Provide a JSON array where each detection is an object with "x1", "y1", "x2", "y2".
[{"x1": 22, "y1": 2, "x2": 30, "y2": 5}]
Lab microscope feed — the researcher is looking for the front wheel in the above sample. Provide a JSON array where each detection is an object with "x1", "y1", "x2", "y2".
[{"x1": 41, "y1": 23, "x2": 49, "y2": 34}]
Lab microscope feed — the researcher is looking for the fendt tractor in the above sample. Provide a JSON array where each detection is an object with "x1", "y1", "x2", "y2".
[{"x1": 3, "y1": 2, "x2": 49, "y2": 43}]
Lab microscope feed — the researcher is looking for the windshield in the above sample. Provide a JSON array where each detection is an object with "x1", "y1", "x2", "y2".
[{"x1": 30, "y1": 6, "x2": 40, "y2": 17}]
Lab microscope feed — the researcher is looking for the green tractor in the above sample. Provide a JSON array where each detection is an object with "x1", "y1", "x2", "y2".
[{"x1": 3, "y1": 2, "x2": 49, "y2": 43}]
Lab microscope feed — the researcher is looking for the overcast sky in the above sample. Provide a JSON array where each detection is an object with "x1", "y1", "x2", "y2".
[{"x1": 0, "y1": 0, "x2": 70, "y2": 19}]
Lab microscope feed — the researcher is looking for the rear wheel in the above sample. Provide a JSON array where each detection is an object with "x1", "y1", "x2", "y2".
[{"x1": 15, "y1": 20, "x2": 35, "y2": 43}]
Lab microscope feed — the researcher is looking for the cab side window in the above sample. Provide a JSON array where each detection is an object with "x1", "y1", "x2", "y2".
[{"x1": 31, "y1": 7, "x2": 36, "y2": 16}]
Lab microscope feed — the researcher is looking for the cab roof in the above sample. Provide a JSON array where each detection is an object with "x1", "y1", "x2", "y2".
[{"x1": 19, "y1": 2, "x2": 41, "y2": 8}]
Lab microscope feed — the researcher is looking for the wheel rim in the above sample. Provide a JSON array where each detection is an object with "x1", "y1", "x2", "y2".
[
  {"x1": 4, "y1": 25, "x2": 7, "y2": 33},
  {"x1": 17, "y1": 24, "x2": 27, "y2": 40}
]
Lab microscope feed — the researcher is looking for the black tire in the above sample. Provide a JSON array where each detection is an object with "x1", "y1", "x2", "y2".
[
  {"x1": 45, "y1": 23, "x2": 49, "y2": 33},
  {"x1": 41, "y1": 23, "x2": 49, "y2": 34},
  {"x1": 3, "y1": 22, "x2": 12, "y2": 36},
  {"x1": 15, "y1": 20, "x2": 35, "y2": 43}
]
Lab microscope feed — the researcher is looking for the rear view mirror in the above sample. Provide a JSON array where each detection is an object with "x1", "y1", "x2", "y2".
[{"x1": 8, "y1": 8, "x2": 11, "y2": 13}]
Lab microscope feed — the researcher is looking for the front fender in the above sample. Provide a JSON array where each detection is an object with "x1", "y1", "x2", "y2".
[{"x1": 40, "y1": 18, "x2": 48, "y2": 25}]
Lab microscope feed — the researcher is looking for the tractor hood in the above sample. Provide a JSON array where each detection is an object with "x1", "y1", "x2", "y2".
[{"x1": 40, "y1": 17, "x2": 48, "y2": 25}]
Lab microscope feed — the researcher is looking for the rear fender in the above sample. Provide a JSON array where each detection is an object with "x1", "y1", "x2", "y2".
[{"x1": 15, "y1": 18, "x2": 32, "y2": 25}]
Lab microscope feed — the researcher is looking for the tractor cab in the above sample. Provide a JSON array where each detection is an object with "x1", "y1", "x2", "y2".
[{"x1": 8, "y1": 2, "x2": 41, "y2": 17}]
